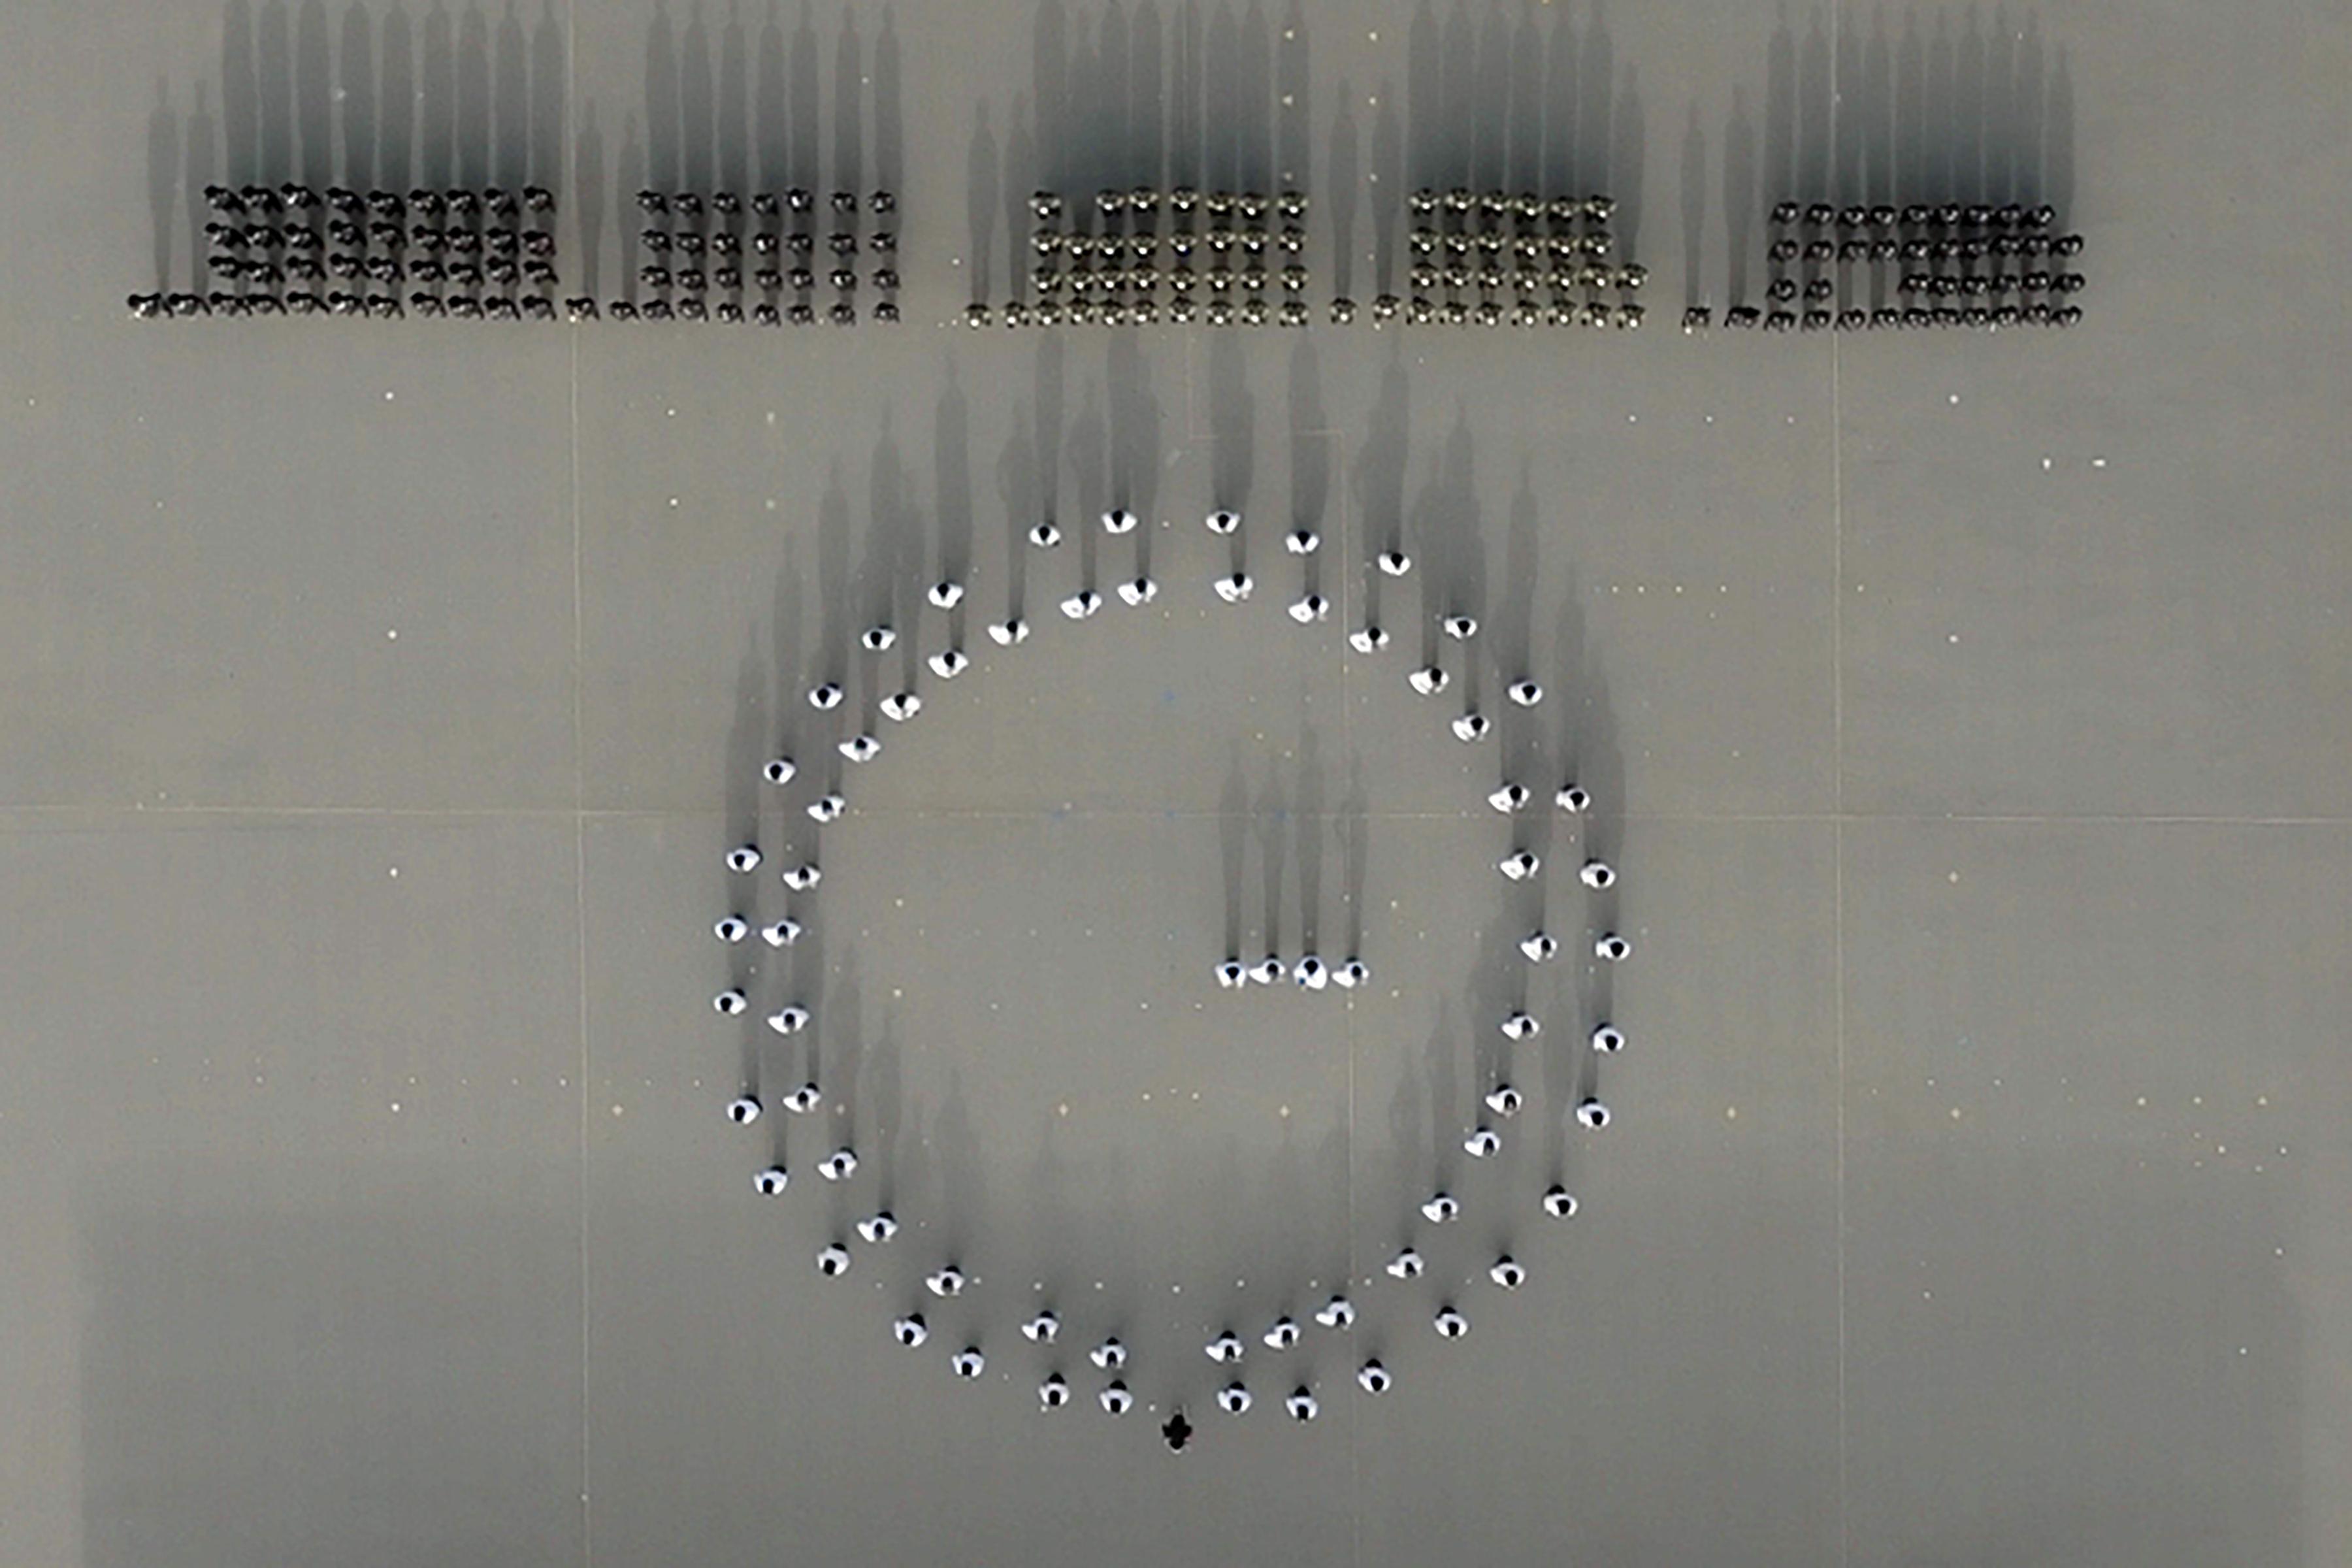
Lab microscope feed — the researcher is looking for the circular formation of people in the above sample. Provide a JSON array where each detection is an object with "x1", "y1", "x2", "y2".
[{"x1": 708, "y1": 489, "x2": 1633, "y2": 1448}]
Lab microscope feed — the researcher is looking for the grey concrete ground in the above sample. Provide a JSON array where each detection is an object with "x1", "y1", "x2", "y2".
[{"x1": 2, "y1": 1, "x2": 2349, "y2": 1565}]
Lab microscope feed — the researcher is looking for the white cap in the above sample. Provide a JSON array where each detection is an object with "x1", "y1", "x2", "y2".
[{"x1": 1060, "y1": 589, "x2": 1102, "y2": 619}]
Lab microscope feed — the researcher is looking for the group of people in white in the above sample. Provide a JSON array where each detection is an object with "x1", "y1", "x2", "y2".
[{"x1": 698, "y1": 493, "x2": 1631, "y2": 1437}]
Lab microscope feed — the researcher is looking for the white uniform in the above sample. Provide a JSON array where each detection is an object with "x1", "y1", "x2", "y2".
[
  {"x1": 1484, "y1": 1084, "x2": 1523, "y2": 1117},
  {"x1": 1490, "y1": 1256, "x2": 1526, "y2": 1290},
  {"x1": 1263, "y1": 1318, "x2": 1301, "y2": 1350},
  {"x1": 1022, "y1": 1312, "x2": 1061, "y2": 1344},
  {"x1": 951, "y1": 1348, "x2": 986, "y2": 1379},
  {"x1": 1377, "y1": 549, "x2": 1412, "y2": 576},
  {"x1": 726, "y1": 845, "x2": 762, "y2": 873},
  {"x1": 1286, "y1": 1388, "x2": 1320, "y2": 1420},
  {"x1": 1451, "y1": 712, "x2": 1490, "y2": 742},
  {"x1": 1090, "y1": 1338, "x2": 1128, "y2": 1370},
  {"x1": 1061, "y1": 589, "x2": 1102, "y2": 619},
  {"x1": 1489, "y1": 783, "x2": 1531, "y2": 813},
  {"x1": 1030, "y1": 521, "x2": 1063, "y2": 548},
  {"x1": 1215, "y1": 571, "x2": 1254, "y2": 602},
  {"x1": 1205, "y1": 1331, "x2": 1245, "y2": 1364},
  {"x1": 927, "y1": 1266, "x2": 966, "y2": 1297},
  {"x1": 1556, "y1": 783, "x2": 1592, "y2": 813},
  {"x1": 1333, "y1": 958, "x2": 1370, "y2": 988},
  {"x1": 781, "y1": 1082, "x2": 822, "y2": 1113},
  {"x1": 857, "y1": 1211, "x2": 898, "y2": 1243},
  {"x1": 1286, "y1": 528, "x2": 1320, "y2": 555},
  {"x1": 1216, "y1": 958, "x2": 1247, "y2": 988},
  {"x1": 715, "y1": 915, "x2": 750, "y2": 942},
  {"x1": 714, "y1": 988, "x2": 749, "y2": 1015},
  {"x1": 727, "y1": 1095, "x2": 762, "y2": 1124},
  {"x1": 753, "y1": 1166, "x2": 789, "y2": 1196},
  {"x1": 1205, "y1": 508, "x2": 1241, "y2": 535},
  {"x1": 817, "y1": 1243, "x2": 851, "y2": 1276},
  {"x1": 1102, "y1": 507, "x2": 1139, "y2": 534},
  {"x1": 1348, "y1": 625, "x2": 1390, "y2": 653},
  {"x1": 1441, "y1": 615, "x2": 1478, "y2": 640},
  {"x1": 1500, "y1": 1011, "x2": 1539, "y2": 1040},
  {"x1": 1507, "y1": 679, "x2": 1544, "y2": 706},
  {"x1": 1580, "y1": 859, "x2": 1616, "y2": 889},
  {"x1": 1594, "y1": 933, "x2": 1631, "y2": 961},
  {"x1": 1250, "y1": 956, "x2": 1286, "y2": 985},
  {"x1": 1357, "y1": 1361, "x2": 1392, "y2": 1394},
  {"x1": 819, "y1": 1148, "x2": 858, "y2": 1181},
  {"x1": 1433, "y1": 1306, "x2": 1469, "y2": 1338},
  {"x1": 808, "y1": 681, "x2": 844, "y2": 710},
  {"x1": 1039, "y1": 1374, "x2": 1071, "y2": 1409},
  {"x1": 1576, "y1": 1098, "x2": 1612, "y2": 1129},
  {"x1": 1294, "y1": 955, "x2": 1328, "y2": 990},
  {"x1": 987, "y1": 617, "x2": 1030, "y2": 645},
  {"x1": 1315, "y1": 1296, "x2": 1356, "y2": 1330},
  {"x1": 838, "y1": 734, "x2": 881, "y2": 763},
  {"x1": 1520, "y1": 932, "x2": 1559, "y2": 962},
  {"x1": 1421, "y1": 1192, "x2": 1460, "y2": 1223},
  {"x1": 861, "y1": 626, "x2": 896, "y2": 651},
  {"x1": 806, "y1": 794, "x2": 845, "y2": 823},
  {"x1": 761, "y1": 919, "x2": 802, "y2": 947},
  {"x1": 1408, "y1": 665, "x2": 1449, "y2": 696},
  {"x1": 879, "y1": 692, "x2": 922, "y2": 722},
  {"x1": 781, "y1": 863, "x2": 822, "y2": 890},
  {"x1": 762, "y1": 758, "x2": 797, "y2": 785},
  {"x1": 928, "y1": 579, "x2": 966, "y2": 610},
  {"x1": 1288, "y1": 593, "x2": 1330, "y2": 623},
  {"x1": 1117, "y1": 576, "x2": 1158, "y2": 606},
  {"x1": 1499, "y1": 851, "x2": 1539, "y2": 880},
  {"x1": 1216, "y1": 1382, "x2": 1252, "y2": 1414},
  {"x1": 1543, "y1": 1186, "x2": 1580, "y2": 1218},
  {"x1": 766, "y1": 1005, "x2": 810, "y2": 1035},
  {"x1": 894, "y1": 1315, "x2": 929, "y2": 1347},
  {"x1": 1590, "y1": 1024, "x2": 1625, "y2": 1053},
  {"x1": 929, "y1": 648, "x2": 970, "y2": 678},
  {"x1": 1099, "y1": 1381, "x2": 1135, "y2": 1414},
  {"x1": 1386, "y1": 1247, "x2": 1424, "y2": 1279},
  {"x1": 1464, "y1": 1126, "x2": 1502, "y2": 1157}
]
